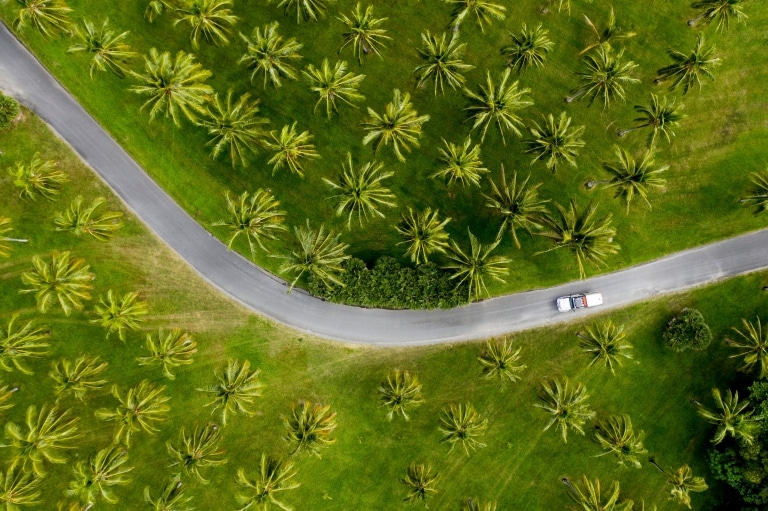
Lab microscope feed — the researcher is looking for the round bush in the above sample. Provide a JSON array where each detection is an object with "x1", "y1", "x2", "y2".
[
  {"x1": 0, "y1": 93, "x2": 20, "y2": 129},
  {"x1": 663, "y1": 308, "x2": 712, "y2": 352}
]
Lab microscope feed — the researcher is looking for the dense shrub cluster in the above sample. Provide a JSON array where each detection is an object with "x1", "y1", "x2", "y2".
[
  {"x1": 308, "y1": 256, "x2": 467, "y2": 310},
  {"x1": 663, "y1": 308, "x2": 712, "y2": 352},
  {"x1": 0, "y1": 93, "x2": 20, "y2": 129}
]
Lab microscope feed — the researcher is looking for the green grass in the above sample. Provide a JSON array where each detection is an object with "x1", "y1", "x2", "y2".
[
  {"x1": 1, "y1": 0, "x2": 766, "y2": 298},
  {"x1": 3, "y1": 108, "x2": 768, "y2": 509}
]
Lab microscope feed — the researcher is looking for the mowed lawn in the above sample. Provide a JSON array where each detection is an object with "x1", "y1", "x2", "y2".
[
  {"x1": 1, "y1": 0, "x2": 766, "y2": 297},
  {"x1": 2, "y1": 110, "x2": 768, "y2": 509}
]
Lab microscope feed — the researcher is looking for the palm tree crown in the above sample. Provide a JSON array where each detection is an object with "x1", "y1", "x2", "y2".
[
  {"x1": 273, "y1": 0, "x2": 331, "y2": 23},
  {"x1": 727, "y1": 316, "x2": 768, "y2": 378},
  {"x1": 739, "y1": 170, "x2": 768, "y2": 215},
  {"x1": 13, "y1": 0, "x2": 72, "y2": 38},
  {"x1": 144, "y1": 476, "x2": 194, "y2": 511},
  {"x1": 130, "y1": 48, "x2": 213, "y2": 125},
  {"x1": 396, "y1": 207, "x2": 452, "y2": 265},
  {"x1": 503, "y1": 23, "x2": 554, "y2": 73},
  {"x1": 602, "y1": 147, "x2": 667, "y2": 212},
  {"x1": 694, "y1": 388, "x2": 761, "y2": 445},
  {"x1": 401, "y1": 462, "x2": 439, "y2": 504},
  {"x1": 265, "y1": 123, "x2": 320, "y2": 177},
  {"x1": 484, "y1": 167, "x2": 549, "y2": 249},
  {"x1": 53, "y1": 196, "x2": 124, "y2": 241},
  {"x1": 91, "y1": 289, "x2": 149, "y2": 340},
  {"x1": 95, "y1": 380, "x2": 171, "y2": 446},
  {"x1": 594, "y1": 414, "x2": 647, "y2": 469},
  {"x1": 478, "y1": 338, "x2": 527, "y2": 383},
  {"x1": 198, "y1": 91, "x2": 269, "y2": 168},
  {"x1": 5, "y1": 403, "x2": 80, "y2": 475},
  {"x1": 579, "y1": 7, "x2": 636, "y2": 56},
  {"x1": 174, "y1": 0, "x2": 239, "y2": 48},
  {"x1": 563, "y1": 476, "x2": 634, "y2": 511},
  {"x1": 67, "y1": 19, "x2": 136, "y2": 78},
  {"x1": 49, "y1": 354, "x2": 108, "y2": 401},
  {"x1": 567, "y1": 46, "x2": 639, "y2": 108},
  {"x1": 688, "y1": 0, "x2": 747, "y2": 32},
  {"x1": 302, "y1": 59, "x2": 365, "y2": 118},
  {"x1": 8, "y1": 154, "x2": 69, "y2": 201},
  {"x1": 655, "y1": 35, "x2": 720, "y2": 95},
  {"x1": 443, "y1": 229, "x2": 510, "y2": 301},
  {"x1": 524, "y1": 112, "x2": 585, "y2": 173},
  {"x1": 446, "y1": 0, "x2": 506, "y2": 32},
  {"x1": 137, "y1": 329, "x2": 198, "y2": 380},
  {"x1": 337, "y1": 3, "x2": 390, "y2": 64},
  {"x1": 213, "y1": 190, "x2": 287, "y2": 260},
  {"x1": 537, "y1": 200, "x2": 619, "y2": 280},
  {"x1": 235, "y1": 454, "x2": 299, "y2": 511},
  {"x1": 20, "y1": 251, "x2": 95, "y2": 315},
  {"x1": 167, "y1": 423, "x2": 227, "y2": 482},
  {"x1": 0, "y1": 464, "x2": 42, "y2": 509},
  {"x1": 433, "y1": 137, "x2": 488, "y2": 188},
  {"x1": 439, "y1": 402, "x2": 489, "y2": 455},
  {"x1": 199, "y1": 359, "x2": 262, "y2": 425},
  {"x1": 361, "y1": 89, "x2": 430, "y2": 162},
  {"x1": 535, "y1": 377, "x2": 595, "y2": 442},
  {"x1": 1, "y1": 314, "x2": 50, "y2": 375},
  {"x1": 464, "y1": 68, "x2": 533, "y2": 144},
  {"x1": 619, "y1": 94, "x2": 685, "y2": 147},
  {"x1": 239, "y1": 22, "x2": 303, "y2": 88},
  {"x1": 414, "y1": 31, "x2": 473, "y2": 95},
  {"x1": 279, "y1": 220, "x2": 350, "y2": 290},
  {"x1": 67, "y1": 446, "x2": 133, "y2": 505},
  {"x1": 378, "y1": 369, "x2": 424, "y2": 421},
  {"x1": 0, "y1": 217, "x2": 26, "y2": 258},
  {"x1": 323, "y1": 153, "x2": 396, "y2": 227},
  {"x1": 577, "y1": 320, "x2": 633, "y2": 374},
  {"x1": 284, "y1": 401, "x2": 337, "y2": 456}
]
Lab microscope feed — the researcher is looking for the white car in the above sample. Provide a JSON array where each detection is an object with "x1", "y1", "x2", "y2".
[{"x1": 556, "y1": 292, "x2": 603, "y2": 312}]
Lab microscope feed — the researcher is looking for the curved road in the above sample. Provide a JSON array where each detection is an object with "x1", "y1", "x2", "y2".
[{"x1": 1, "y1": 24, "x2": 766, "y2": 346}]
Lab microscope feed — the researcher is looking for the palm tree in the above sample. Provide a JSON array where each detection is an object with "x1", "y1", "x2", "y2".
[
  {"x1": 67, "y1": 19, "x2": 136, "y2": 78},
  {"x1": 484, "y1": 167, "x2": 548, "y2": 249},
  {"x1": 694, "y1": 388, "x2": 761, "y2": 445},
  {"x1": 503, "y1": 23, "x2": 554, "y2": 73},
  {"x1": 5, "y1": 403, "x2": 80, "y2": 475},
  {"x1": 594, "y1": 415, "x2": 647, "y2": 469},
  {"x1": 67, "y1": 446, "x2": 133, "y2": 505},
  {"x1": 49, "y1": 354, "x2": 108, "y2": 401},
  {"x1": 130, "y1": 48, "x2": 213, "y2": 125},
  {"x1": 239, "y1": 22, "x2": 302, "y2": 89},
  {"x1": 401, "y1": 462, "x2": 438, "y2": 504},
  {"x1": 478, "y1": 338, "x2": 527, "y2": 383},
  {"x1": 566, "y1": 47, "x2": 639, "y2": 108},
  {"x1": 464, "y1": 498, "x2": 497, "y2": 511},
  {"x1": 91, "y1": 290, "x2": 148, "y2": 341},
  {"x1": 145, "y1": 0, "x2": 176, "y2": 22},
  {"x1": 284, "y1": 401, "x2": 337, "y2": 456},
  {"x1": 464, "y1": 68, "x2": 533, "y2": 144},
  {"x1": 446, "y1": 0, "x2": 506, "y2": 32},
  {"x1": 396, "y1": 207, "x2": 451, "y2": 265},
  {"x1": 655, "y1": 35, "x2": 720, "y2": 95},
  {"x1": 137, "y1": 329, "x2": 197, "y2": 380},
  {"x1": 602, "y1": 147, "x2": 667, "y2": 212},
  {"x1": 432, "y1": 137, "x2": 488, "y2": 187},
  {"x1": 525, "y1": 112, "x2": 585, "y2": 173},
  {"x1": 537, "y1": 200, "x2": 619, "y2": 280},
  {"x1": 0, "y1": 217, "x2": 28, "y2": 258},
  {"x1": 378, "y1": 369, "x2": 424, "y2": 421},
  {"x1": 20, "y1": 251, "x2": 95, "y2": 315},
  {"x1": 0, "y1": 464, "x2": 41, "y2": 509},
  {"x1": 174, "y1": 0, "x2": 238, "y2": 48},
  {"x1": 739, "y1": 170, "x2": 768, "y2": 215},
  {"x1": 535, "y1": 377, "x2": 595, "y2": 442},
  {"x1": 13, "y1": 0, "x2": 72, "y2": 38},
  {"x1": 213, "y1": 190, "x2": 287, "y2": 260},
  {"x1": 8, "y1": 154, "x2": 68, "y2": 200},
  {"x1": 273, "y1": 0, "x2": 330, "y2": 23},
  {"x1": 0, "y1": 314, "x2": 50, "y2": 375},
  {"x1": 53, "y1": 196, "x2": 124, "y2": 241},
  {"x1": 361, "y1": 89, "x2": 430, "y2": 162},
  {"x1": 167, "y1": 423, "x2": 227, "y2": 482},
  {"x1": 648, "y1": 460, "x2": 708, "y2": 509},
  {"x1": 577, "y1": 320, "x2": 633, "y2": 374},
  {"x1": 199, "y1": 91, "x2": 269, "y2": 168},
  {"x1": 235, "y1": 454, "x2": 299, "y2": 511},
  {"x1": 279, "y1": 220, "x2": 350, "y2": 290},
  {"x1": 0, "y1": 384, "x2": 19, "y2": 412},
  {"x1": 413, "y1": 31, "x2": 473, "y2": 95},
  {"x1": 324, "y1": 154, "x2": 396, "y2": 228},
  {"x1": 688, "y1": 0, "x2": 747, "y2": 31},
  {"x1": 439, "y1": 402, "x2": 489, "y2": 455},
  {"x1": 144, "y1": 475, "x2": 194, "y2": 511},
  {"x1": 199, "y1": 359, "x2": 262, "y2": 425},
  {"x1": 727, "y1": 316, "x2": 768, "y2": 378},
  {"x1": 337, "y1": 3, "x2": 390, "y2": 65},
  {"x1": 302, "y1": 59, "x2": 365, "y2": 118},
  {"x1": 579, "y1": 8, "x2": 636, "y2": 56},
  {"x1": 562, "y1": 476, "x2": 633, "y2": 511},
  {"x1": 95, "y1": 380, "x2": 171, "y2": 446},
  {"x1": 265, "y1": 123, "x2": 320, "y2": 177},
  {"x1": 443, "y1": 229, "x2": 510, "y2": 301},
  {"x1": 618, "y1": 94, "x2": 685, "y2": 147}
]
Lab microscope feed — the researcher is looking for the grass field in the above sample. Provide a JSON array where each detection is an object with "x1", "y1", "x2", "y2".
[
  {"x1": 1, "y1": 0, "x2": 766, "y2": 297},
  {"x1": 2, "y1": 108, "x2": 768, "y2": 509}
]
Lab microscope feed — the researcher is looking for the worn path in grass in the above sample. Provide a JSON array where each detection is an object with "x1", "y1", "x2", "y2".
[{"x1": 2, "y1": 23, "x2": 767, "y2": 346}]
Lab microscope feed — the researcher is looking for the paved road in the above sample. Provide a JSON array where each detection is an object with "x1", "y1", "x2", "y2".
[{"x1": 1, "y1": 24, "x2": 767, "y2": 346}]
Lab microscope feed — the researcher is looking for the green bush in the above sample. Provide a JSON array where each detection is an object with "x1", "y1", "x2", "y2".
[
  {"x1": 663, "y1": 308, "x2": 712, "y2": 352},
  {"x1": 0, "y1": 93, "x2": 19, "y2": 129},
  {"x1": 308, "y1": 256, "x2": 467, "y2": 310}
]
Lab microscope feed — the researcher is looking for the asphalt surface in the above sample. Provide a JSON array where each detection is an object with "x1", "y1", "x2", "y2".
[{"x1": 1, "y1": 24, "x2": 767, "y2": 346}]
